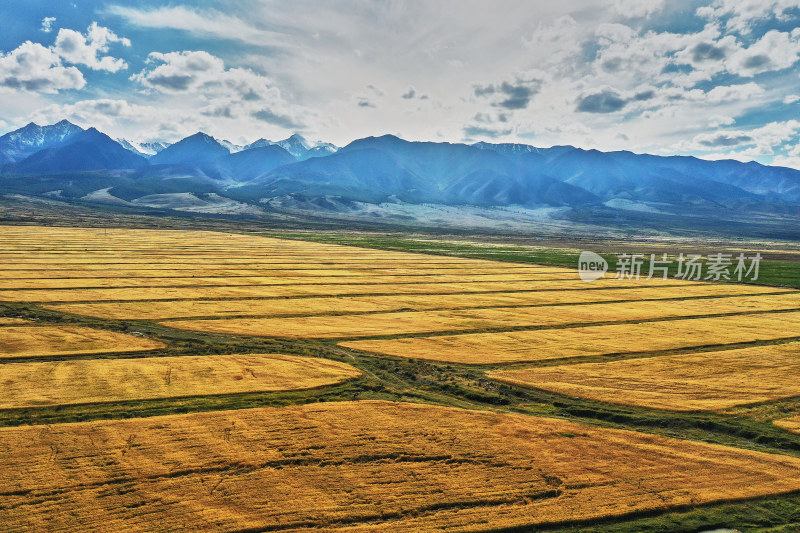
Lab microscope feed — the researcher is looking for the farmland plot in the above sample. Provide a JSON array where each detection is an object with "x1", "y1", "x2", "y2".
[
  {"x1": 775, "y1": 416, "x2": 800, "y2": 434},
  {"x1": 47, "y1": 284, "x2": 791, "y2": 321},
  {"x1": 0, "y1": 354, "x2": 361, "y2": 408},
  {"x1": 488, "y1": 342, "x2": 800, "y2": 411},
  {"x1": 162, "y1": 293, "x2": 800, "y2": 339},
  {"x1": 0, "y1": 326, "x2": 165, "y2": 358},
  {"x1": 340, "y1": 311, "x2": 800, "y2": 364},
  {"x1": 2, "y1": 401, "x2": 800, "y2": 532},
  {"x1": 4, "y1": 225, "x2": 800, "y2": 532}
]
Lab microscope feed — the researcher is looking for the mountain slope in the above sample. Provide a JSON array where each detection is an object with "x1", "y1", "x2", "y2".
[
  {"x1": 117, "y1": 139, "x2": 167, "y2": 157},
  {"x1": 215, "y1": 145, "x2": 295, "y2": 181},
  {"x1": 150, "y1": 132, "x2": 230, "y2": 166},
  {"x1": 2, "y1": 121, "x2": 800, "y2": 230},
  {"x1": 0, "y1": 120, "x2": 83, "y2": 163},
  {"x1": 274, "y1": 134, "x2": 312, "y2": 159},
  {"x1": 237, "y1": 135, "x2": 598, "y2": 207},
  {"x1": 8, "y1": 128, "x2": 147, "y2": 173}
]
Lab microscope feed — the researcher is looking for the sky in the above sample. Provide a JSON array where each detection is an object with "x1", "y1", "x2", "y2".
[{"x1": 1, "y1": 0, "x2": 799, "y2": 167}]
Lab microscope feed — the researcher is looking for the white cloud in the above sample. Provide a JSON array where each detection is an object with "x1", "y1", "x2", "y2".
[
  {"x1": 29, "y1": 97, "x2": 202, "y2": 143},
  {"x1": 1, "y1": 0, "x2": 797, "y2": 156},
  {"x1": 132, "y1": 50, "x2": 309, "y2": 137},
  {"x1": 726, "y1": 29, "x2": 800, "y2": 76},
  {"x1": 133, "y1": 51, "x2": 226, "y2": 93},
  {"x1": 54, "y1": 22, "x2": 130, "y2": 72},
  {"x1": 32, "y1": 98, "x2": 155, "y2": 127},
  {"x1": 589, "y1": 23, "x2": 724, "y2": 89},
  {"x1": 612, "y1": 0, "x2": 665, "y2": 19},
  {"x1": 0, "y1": 41, "x2": 85, "y2": 93},
  {"x1": 773, "y1": 144, "x2": 800, "y2": 169},
  {"x1": 133, "y1": 50, "x2": 283, "y2": 104},
  {"x1": 681, "y1": 120, "x2": 800, "y2": 153},
  {"x1": 705, "y1": 82, "x2": 764, "y2": 102},
  {"x1": 522, "y1": 16, "x2": 582, "y2": 68},
  {"x1": 784, "y1": 94, "x2": 800, "y2": 104},
  {"x1": 698, "y1": 0, "x2": 800, "y2": 34},
  {"x1": 41, "y1": 17, "x2": 56, "y2": 33},
  {"x1": 106, "y1": 5, "x2": 279, "y2": 46}
]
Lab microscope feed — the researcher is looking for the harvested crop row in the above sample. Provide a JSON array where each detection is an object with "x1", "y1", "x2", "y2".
[
  {"x1": 0, "y1": 261, "x2": 562, "y2": 273},
  {"x1": 0, "y1": 326, "x2": 165, "y2": 358},
  {"x1": 0, "y1": 227, "x2": 518, "y2": 266},
  {"x1": 775, "y1": 416, "x2": 800, "y2": 434},
  {"x1": 488, "y1": 342, "x2": 800, "y2": 411},
  {"x1": 0, "y1": 317, "x2": 29, "y2": 325},
  {"x1": 0, "y1": 273, "x2": 577, "y2": 290},
  {"x1": 0, "y1": 261, "x2": 566, "y2": 273},
  {"x1": 0, "y1": 354, "x2": 361, "y2": 408},
  {"x1": 48, "y1": 284, "x2": 790, "y2": 321},
  {"x1": 0, "y1": 278, "x2": 701, "y2": 303},
  {"x1": 340, "y1": 311, "x2": 800, "y2": 364},
  {"x1": 162, "y1": 293, "x2": 800, "y2": 339},
  {"x1": 2, "y1": 401, "x2": 800, "y2": 532}
]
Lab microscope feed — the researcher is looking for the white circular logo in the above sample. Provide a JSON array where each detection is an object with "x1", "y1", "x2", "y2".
[{"x1": 578, "y1": 251, "x2": 608, "y2": 282}]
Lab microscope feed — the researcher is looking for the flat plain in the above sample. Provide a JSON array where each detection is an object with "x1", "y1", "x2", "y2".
[
  {"x1": 340, "y1": 311, "x2": 800, "y2": 364},
  {"x1": 775, "y1": 416, "x2": 800, "y2": 434},
  {"x1": 488, "y1": 343, "x2": 800, "y2": 411},
  {"x1": 0, "y1": 354, "x2": 361, "y2": 408},
  {"x1": 0, "y1": 317, "x2": 29, "y2": 324},
  {"x1": 0, "y1": 325, "x2": 165, "y2": 358},
  {"x1": 3, "y1": 401, "x2": 800, "y2": 532},
  {"x1": 3, "y1": 225, "x2": 800, "y2": 532},
  {"x1": 163, "y1": 293, "x2": 800, "y2": 338},
  {"x1": 46, "y1": 283, "x2": 789, "y2": 320}
]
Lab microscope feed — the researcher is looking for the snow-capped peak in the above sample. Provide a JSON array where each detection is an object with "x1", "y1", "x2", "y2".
[{"x1": 116, "y1": 138, "x2": 168, "y2": 157}]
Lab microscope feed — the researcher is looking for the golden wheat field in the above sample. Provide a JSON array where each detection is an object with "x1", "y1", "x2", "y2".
[
  {"x1": 340, "y1": 311, "x2": 800, "y2": 364},
  {"x1": 488, "y1": 343, "x2": 800, "y2": 411},
  {"x1": 0, "y1": 272, "x2": 582, "y2": 290},
  {"x1": 3, "y1": 401, "x2": 800, "y2": 533},
  {"x1": 0, "y1": 326, "x2": 165, "y2": 358},
  {"x1": 0, "y1": 271, "x2": 580, "y2": 289},
  {"x1": 46, "y1": 283, "x2": 789, "y2": 320},
  {"x1": 4, "y1": 225, "x2": 800, "y2": 531},
  {"x1": 163, "y1": 293, "x2": 800, "y2": 339},
  {"x1": 0, "y1": 354, "x2": 361, "y2": 408},
  {"x1": 0, "y1": 277, "x2": 705, "y2": 303},
  {"x1": 0, "y1": 317, "x2": 29, "y2": 324},
  {"x1": 775, "y1": 416, "x2": 800, "y2": 434}
]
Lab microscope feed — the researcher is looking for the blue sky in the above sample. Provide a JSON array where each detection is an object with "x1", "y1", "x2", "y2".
[{"x1": 1, "y1": 0, "x2": 799, "y2": 167}]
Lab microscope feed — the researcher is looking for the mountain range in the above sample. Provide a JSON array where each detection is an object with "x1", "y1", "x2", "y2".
[{"x1": 1, "y1": 120, "x2": 799, "y2": 234}]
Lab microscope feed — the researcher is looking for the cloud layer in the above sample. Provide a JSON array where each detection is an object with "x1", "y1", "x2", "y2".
[{"x1": 0, "y1": 0, "x2": 798, "y2": 167}]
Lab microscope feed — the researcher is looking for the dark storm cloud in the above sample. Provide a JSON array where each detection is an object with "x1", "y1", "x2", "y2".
[
  {"x1": 601, "y1": 57, "x2": 623, "y2": 72},
  {"x1": 473, "y1": 78, "x2": 542, "y2": 110},
  {"x1": 497, "y1": 81, "x2": 537, "y2": 109},
  {"x1": 146, "y1": 73, "x2": 193, "y2": 91},
  {"x1": 743, "y1": 54, "x2": 771, "y2": 69},
  {"x1": 252, "y1": 108, "x2": 303, "y2": 129},
  {"x1": 698, "y1": 133, "x2": 754, "y2": 147},
  {"x1": 691, "y1": 42, "x2": 727, "y2": 62},
  {"x1": 576, "y1": 90, "x2": 628, "y2": 113},
  {"x1": 0, "y1": 76, "x2": 53, "y2": 91},
  {"x1": 202, "y1": 106, "x2": 233, "y2": 118},
  {"x1": 463, "y1": 125, "x2": 513, "y2": 138}
]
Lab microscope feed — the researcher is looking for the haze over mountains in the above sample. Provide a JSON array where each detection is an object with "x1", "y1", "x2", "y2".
[{"x1": 1, "y1": 120, "x2": 799, "y2": 235}]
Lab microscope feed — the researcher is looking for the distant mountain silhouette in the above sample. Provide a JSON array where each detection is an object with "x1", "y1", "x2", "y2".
[
  {"x1": 1, "y1": 121, "x2": 800, "y2": 232},
  {"x1": 150, "y1": 132, "x2": 230, "y2": 166},
  {"x1": 8, "y1": 127, "x2": 147, "y2": 173},
  {"x1": 0, "y1": 120, "x2": 82, "y2": 163}
]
